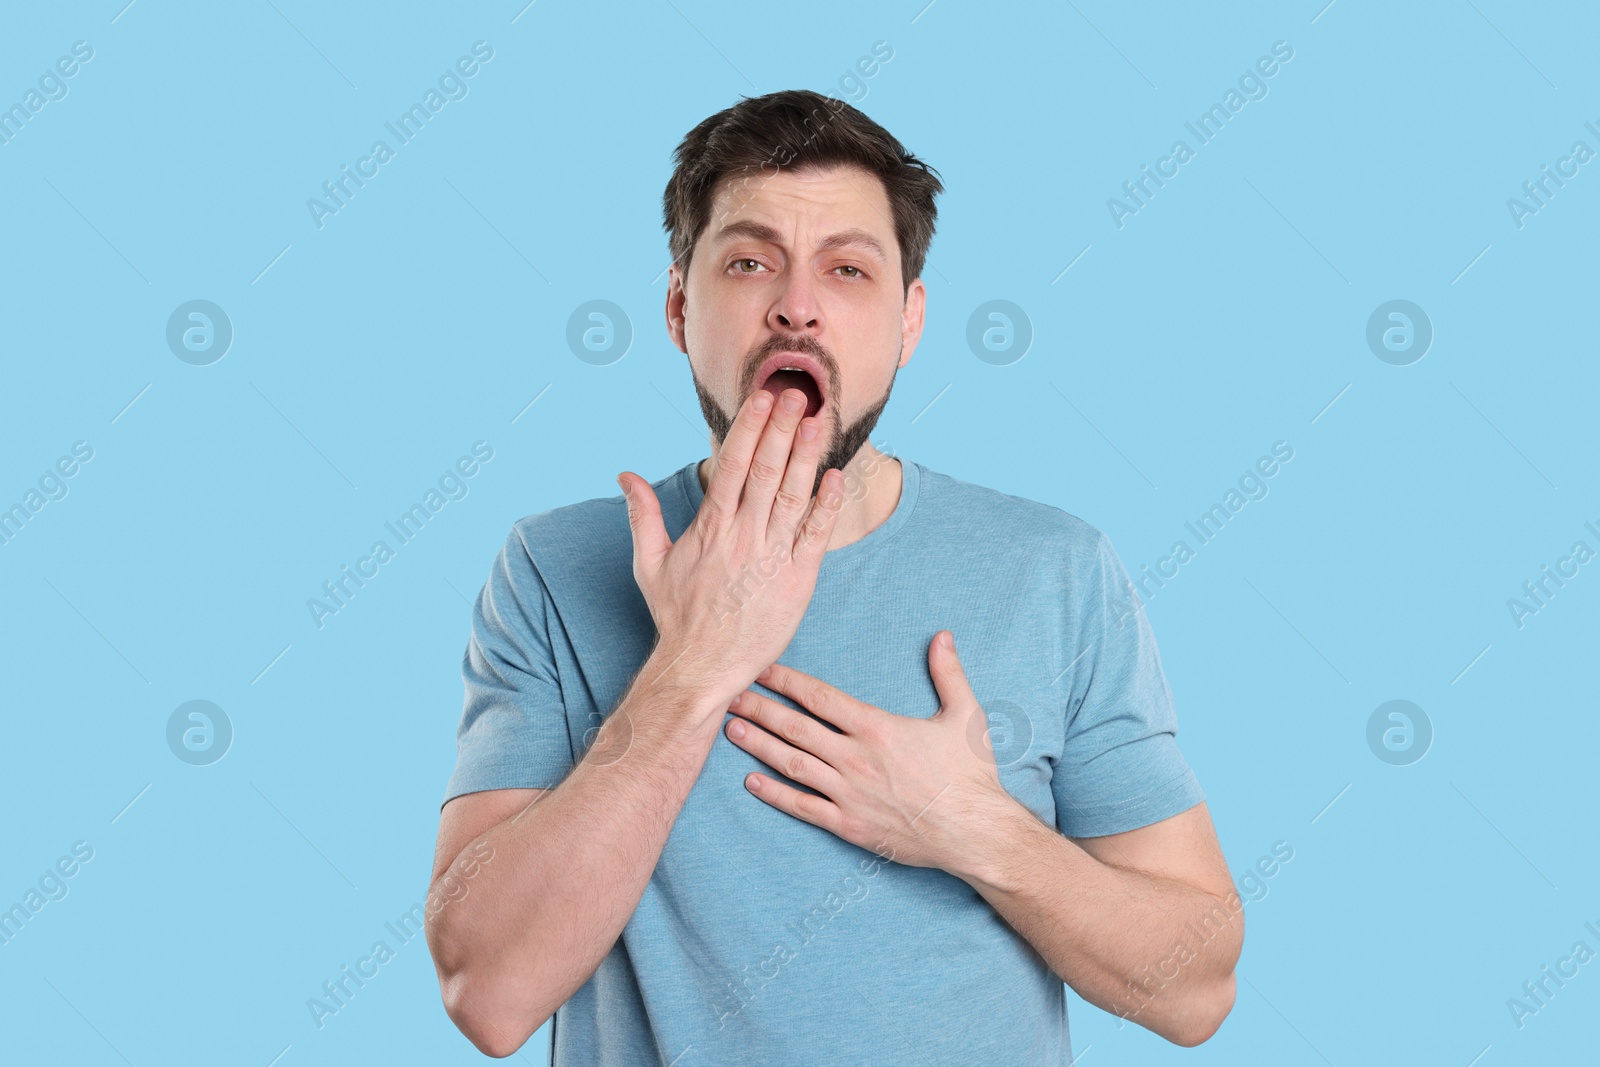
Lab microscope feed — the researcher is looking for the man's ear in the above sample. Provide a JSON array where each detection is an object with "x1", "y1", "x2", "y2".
[
  {"x1": 898, "y1": 277, "x2": 927, "y2": 369},
  {"x1": 665, "y1": 264, "x2": 689, "y2": 355}
]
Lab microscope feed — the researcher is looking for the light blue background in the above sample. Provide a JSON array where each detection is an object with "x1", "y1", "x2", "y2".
[{"x1": 2, "y1": 1, "x2": 1596, "y2": 1063}]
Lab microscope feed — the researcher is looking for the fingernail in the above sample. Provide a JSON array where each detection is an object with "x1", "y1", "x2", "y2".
[
  {"x1": 753, "y1": 391, "x2": 773, "y2": 412},
  {"x1": 757, "y1": 665, "x2": 773, "y2": 682},
  {"x1": 799, "y1": 420, "x2": 818, "y2": 442},
  {"x1": 727, "y1": 718, "x2": 746, "y2": 739}
]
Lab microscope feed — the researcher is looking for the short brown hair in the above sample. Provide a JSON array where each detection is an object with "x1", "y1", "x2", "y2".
[{"x1": 662, "y1": 89, "x2": 944, "y2": 296}]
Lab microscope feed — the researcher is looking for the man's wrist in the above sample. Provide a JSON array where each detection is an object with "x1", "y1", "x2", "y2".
[
  {"x1": 629, "y1": 645, "x2": 733, "y2": 732},
  {"x1": 948, "y1": 789, "x2": 1062, "y2": 897}
]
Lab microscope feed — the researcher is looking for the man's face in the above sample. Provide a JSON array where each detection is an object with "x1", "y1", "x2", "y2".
[{"x1": 666, "y1": 163, "x2": 926, "y2": 498}]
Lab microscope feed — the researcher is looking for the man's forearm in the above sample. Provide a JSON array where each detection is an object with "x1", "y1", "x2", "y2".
[
  {"x1": 428, "y1": 658, "x2": 724, "y2": 1055},
  {"x1": 953, "y1": 798, "x2": 1242, "y2": 1047}
]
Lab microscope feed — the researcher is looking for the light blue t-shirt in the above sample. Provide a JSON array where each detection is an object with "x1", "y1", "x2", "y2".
[{"x1": 445, "y1": 455, "x2": 1206, "y2": 1066}]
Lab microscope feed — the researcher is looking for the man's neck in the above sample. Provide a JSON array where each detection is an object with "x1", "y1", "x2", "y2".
[{"x1": 697, "y1": 441, "x2": 903, "y2": 552}]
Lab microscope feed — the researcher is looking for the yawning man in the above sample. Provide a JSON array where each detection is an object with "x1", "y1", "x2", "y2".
[{"x1": 426, "y1": 88, "x2": 1242, "y2": 1064}]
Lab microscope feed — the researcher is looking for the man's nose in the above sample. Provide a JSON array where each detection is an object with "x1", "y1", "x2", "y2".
[{"x1": 770, "y1": 270, "x2": 820, "y2": 332}]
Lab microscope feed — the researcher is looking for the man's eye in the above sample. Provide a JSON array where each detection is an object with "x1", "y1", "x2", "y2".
[
  {"x1": 732, "y1": 258, "x2": 765, "y2": 273},
  {"x1": 837, "y1": 265, "x2": 864, "y2": 278}
]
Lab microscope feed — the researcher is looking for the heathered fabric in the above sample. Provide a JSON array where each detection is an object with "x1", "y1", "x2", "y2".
[{"x1": 445, "y1": 456, "x2": 1206, "y2": 1066}]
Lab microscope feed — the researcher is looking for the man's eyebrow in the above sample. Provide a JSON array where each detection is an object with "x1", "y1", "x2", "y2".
[
  {"x1": 711, "y1": 220, "x2": 889, "y2": 265},
  {"x1": 817, "y1": 227, "x2": 889, "y2": 264}
]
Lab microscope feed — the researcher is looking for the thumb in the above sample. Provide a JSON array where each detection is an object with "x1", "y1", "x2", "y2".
[
  {"x1": 928, "y1": 631, "x2": 979, "y2": 718},
  {"x1": 617, "y1": 472, "x2": 671, "y2": 574},
  {"x1": 931, "y1": 632, "x2": 1002, "y2": 766}
]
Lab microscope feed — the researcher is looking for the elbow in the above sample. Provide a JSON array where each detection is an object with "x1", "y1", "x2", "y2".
[
  {"x1": 428, "y1": 918, "x2": 549, "y2": 1058},
  {"x1": 1165, "y1": 971, "x2": 1236, "y2": 1047},
  {"x1": 439, "y1": 969, "x2": 550, "y2": 1059}
]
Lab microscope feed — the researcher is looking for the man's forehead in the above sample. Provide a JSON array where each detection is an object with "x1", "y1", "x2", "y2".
[{"x1": 705, "y1": 165, "x2": 892, "y2": 257}]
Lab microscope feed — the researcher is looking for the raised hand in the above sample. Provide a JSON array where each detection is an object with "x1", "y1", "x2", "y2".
[{"x1": 618, "y1": 386, "x2": 844, "y2": 719}]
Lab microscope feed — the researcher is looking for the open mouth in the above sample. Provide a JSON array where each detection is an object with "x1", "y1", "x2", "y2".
[{"x1": 755, "y1": 356, "x2": 827, "y2": 419}]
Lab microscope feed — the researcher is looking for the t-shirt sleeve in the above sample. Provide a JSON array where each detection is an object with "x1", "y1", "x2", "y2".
[
  {"x1": 442, "y1": 524, "x2": 576, "y2": 806},
  {"x1": 1052, "y1": 531, "x2": 1206, "y2": 838}
]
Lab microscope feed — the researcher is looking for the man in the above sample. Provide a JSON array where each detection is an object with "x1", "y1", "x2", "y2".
[{"x1": 426, "y1": 89, "x2": 1242, "y2": 1063}]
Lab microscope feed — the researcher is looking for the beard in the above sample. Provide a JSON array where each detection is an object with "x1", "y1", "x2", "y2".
[{"x1": 692, "y1": 345, "x2": 899, "y2": 501}]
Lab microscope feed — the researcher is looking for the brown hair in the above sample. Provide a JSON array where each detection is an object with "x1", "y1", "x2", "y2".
[{"x1": 662, "y1": 89, "x2": 944, "y2": 297}]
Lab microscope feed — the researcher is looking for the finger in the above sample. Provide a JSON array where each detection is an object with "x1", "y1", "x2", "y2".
[
  {"x1": 767, "y1": 413, "x2": 824, "y2": 544},
  {"x1": 704, "y1": 389, "x2": 775, "y2": 521},
  {"x1": 617, "y1": 472, "x2": 670, "y2": 576},
  {"x1": 739, "y1": 767, "x2": 844, "y2": 834},
  {"x1": 927, "y1": 631, "x2": 979, "y2": 718},
  {"x1": 725, "y1": 711, "x2": 844, "y2": 793},
  {"x1": 730, "y1": 687, "x2": 846, "y2": 765},
  {"x1": 740, "y1": 387, "x2": 808, "y2": 534},
  {"x1": 792, "y1": 468, "x2": 844, "y2": 565},
  {"x1": 756, "y1": 662, "x2": 873, "y2": 736}
]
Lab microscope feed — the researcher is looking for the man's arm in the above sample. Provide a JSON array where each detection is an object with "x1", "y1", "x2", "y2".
[
  {"x1": 957, "y1": 798, "x2": 1241, "y2": 1047},
  {"x1": 427, "y1": 385, "x2": 844, "y2": 1058},
  {"x1": 424, "y1": 662, "x2": 724, "y2": 1058},
  {"x1": 721, "y1": 641, "x2": 1241, "y2": 1047}
]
